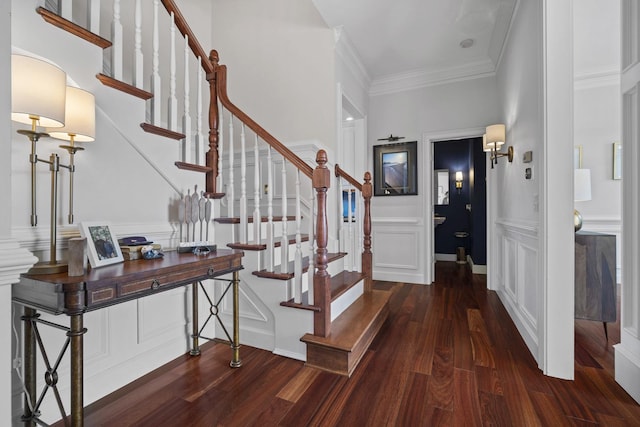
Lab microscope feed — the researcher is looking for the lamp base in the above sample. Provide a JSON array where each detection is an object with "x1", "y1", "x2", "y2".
[
  {"x1": 574, "y1": 209, "x2": 583, "y2": 232},
  {"x1": 28, "y1": 261, "x2": 68, "y2": 275}
]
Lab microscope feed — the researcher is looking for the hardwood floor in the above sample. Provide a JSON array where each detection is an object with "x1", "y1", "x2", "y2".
[{"x1": 70, "y1": 262, "x2": 640, "y2": 426}]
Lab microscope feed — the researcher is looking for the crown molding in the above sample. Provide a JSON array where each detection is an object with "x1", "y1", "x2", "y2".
[{"x1": 369, "y1": 59, "x2": 496, "y2": 96}]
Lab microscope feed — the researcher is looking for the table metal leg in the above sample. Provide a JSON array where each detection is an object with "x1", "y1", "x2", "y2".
[
  {"x1": 22, "y1": 307, "x2": 38, "y2": 427},
  {"x1": 69, "y1": 313, "x2": 85, "y2": 427},
  {"x1": 230, "y1": 271, "x2": 242, "y2": 368},
  {"x1": 190, "y1": 282, "x2": 201, "y2": 356}
]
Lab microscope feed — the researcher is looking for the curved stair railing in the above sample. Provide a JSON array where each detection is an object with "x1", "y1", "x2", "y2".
[{"x1": 38, "y1": 0, "x2": 374, "y2": 339}]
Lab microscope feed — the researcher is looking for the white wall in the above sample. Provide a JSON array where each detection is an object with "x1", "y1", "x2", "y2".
[
  {"x1": 368, "y1": 76, "x2": 501, "y2": 284},
  {"x1": 211, "y1": 0, "x2": 336, "y2": 153}
]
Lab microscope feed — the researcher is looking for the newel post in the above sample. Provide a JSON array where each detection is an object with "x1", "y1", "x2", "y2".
[
  {"x1": 362, "y1": 172, "x2": 373, "y2": 292},
  {"x1": 206, "y1": 50, "x2": 220, "y2": 195},
  {"x1": 313, "y1": 150, "x2": 331, "y2": 337}
]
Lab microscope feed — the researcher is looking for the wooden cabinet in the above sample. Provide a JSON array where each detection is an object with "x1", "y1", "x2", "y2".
[{"x1": 574, "y1": 231, "x2": 616, "y2": 328}]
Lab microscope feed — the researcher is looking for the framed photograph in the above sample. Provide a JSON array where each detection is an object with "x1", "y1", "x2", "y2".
[
  {"x1": 574, "y1": 145, "x2": 582, "y2": 169},
  {"x1": 79, "y1": 222, "x2": 124, "y2": 268},
  {"x1": 613, "y1": 142, "x2": 622, "y2": 180},
  {"x1": 373, "y1": 141, "x2": 418, "y2": 196}
]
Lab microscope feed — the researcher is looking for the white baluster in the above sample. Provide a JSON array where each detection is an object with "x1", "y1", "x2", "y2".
[
  {"x1": 59, "y1": 0, "x2": 71, "y2": 21},
  {"x1": 280, "y1": 158, "x2": 289, "y2": 274},
  {"x1": 217, "y1": 105, "x2": 225, "y2": 194},
  {"x1": 347, "y1": 187, "x2": 354, "y2": 271},
  {"x1": 87, "y1": 0, "x2": 100, "y2": 34},
  {"x1": 294, "y1": 170, "x2": 303, "y2": 303},
  {"x1": 239, "y1": 124, "x2": 248, "y2": 244},
  {"x1": 168, "y1": 12, "x2": 178, "y2": 132},
  {"x1": 357, "y1": 190, "x2": 364, "y2": 271},
  {"x1": 181, "y1": 34, "x2": 191, "y2": 163},
  {"x1": 266, "y1": 146, "x2": 274, "y2": 271},
  {"x1": 111, "y1": 0, "x2": 123, "y2": 80},
  {"x1": 253, "y1": 135, "x2": 261, "y2": 244},
  {"x1": 338, "y1": 178, "x2": 345, "y2": 253},
  {"x1": 196, "y1": 57, "x2": 205, "y2": 166},
  {"x1": 133, "y1": 0, "x2": 144, "y2": 89},
  {"x1": 307, "y1": 185, "x2": 315, "y2": 305},
  {"x1": 228, "y1": 114, "x2": 235, "y2": 224},
  {"x1": 150, "y1": 0, "x2": 161, "y2": 125}
]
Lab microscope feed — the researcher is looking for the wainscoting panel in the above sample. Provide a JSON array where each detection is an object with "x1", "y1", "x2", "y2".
[
  {"x1": 372, "y1": 217, "x2": 425, "y2": 284},
  {"x1": 495, "y1": 219, "x2": 540, "y2": 360}
]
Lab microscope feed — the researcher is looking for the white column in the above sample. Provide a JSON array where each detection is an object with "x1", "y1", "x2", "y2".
[
  {"x1": 181, "y1": 35, "x2": 192, "y2": 163},
  {"x1": 1, "y1": 4, "x2": 38, "y2": 422},
  {"x1": 133, "y1": 0, "x2": 144, "y2": 89},
  {"x1": 253, "y1": 135, "x2": 261, "y2": 243},
  {"x1": 279, "y1": 158, "x2": 289, "y2": 274},
  {"x1": 110, "y1": 0, "x2": 123, "y2": 80},
  {"x1": 294, "y1": 170, "x2": 303, "y2": 303},
  {"x1": 195, "y1": 58, "x2": 205, "y2": 166},
  {"x1": 266, "y1": 147, "x2": 275, "y2": 271},
  {"x1": 167, "y1": 12, "x2": 178, "y2": 132},
  {"x1": 239, "y1": 125, "x2": 248, "y2": 243},
  {"x1": 150, "y1": 0, "x2": 161, "y2": 125}
]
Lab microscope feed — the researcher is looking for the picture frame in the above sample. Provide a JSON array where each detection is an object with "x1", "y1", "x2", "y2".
[
  {"x1": 613, "y1": 142, "x2": 622, "y2": 180},
  {"x1": 373, "y1": 141, "x2": 418, "y2": 196},
  {"x1": 574, "y1": 145, "x2": 582, "y2": 169},
  {"x1": 79, "y1": 222, "x2": 124, "y2": 268}
]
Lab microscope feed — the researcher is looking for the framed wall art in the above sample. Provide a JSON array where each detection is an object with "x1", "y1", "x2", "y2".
[
  {"x1": 373, "y1": 141, "x2": 418, "y2": 196},
  {"x1": 79, "y1": 221, "x2": 124, "y2": 268}
]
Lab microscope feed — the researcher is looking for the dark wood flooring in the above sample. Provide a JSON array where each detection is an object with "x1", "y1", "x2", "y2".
[{"x1": 69, "y1": 262, "x2": 640, "y2": 426}]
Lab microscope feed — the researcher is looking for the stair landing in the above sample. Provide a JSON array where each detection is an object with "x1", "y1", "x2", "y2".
[{"x1": 301, "y1": 289, "x2": 391, "y2": 377}]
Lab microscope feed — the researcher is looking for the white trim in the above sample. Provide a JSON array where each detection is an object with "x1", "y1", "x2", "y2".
[
  {"x1": 371, "y1": 217, "x2": 421, "y2": 225},
  {"x1": 0, "y1": 239, "x2": 38, "y2": 287},
  {"x1": 574, "y1": 68, "x2": 621, "y2": 90},
  {"x1": 468, "y1": 256, "x2": 487, "y2": 275},
  {"x1": 373, "y1": 270, "x2": 429, "y2": 285},
  {"x1": 333, "y1": 27, "x2": 371, "y2": 94},
  {"x1": 273, "y1": 347, "x2": 305, "y2": 361},
  {"x1": 435, "y1": 253, "x2": 456, "y2": 262}
]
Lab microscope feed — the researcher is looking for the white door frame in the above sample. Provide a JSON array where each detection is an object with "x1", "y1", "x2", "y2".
[{"x1": 422, "y1": 126, "x2": 487, "y2": 285}]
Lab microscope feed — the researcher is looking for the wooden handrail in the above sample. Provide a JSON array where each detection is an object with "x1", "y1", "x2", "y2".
[
  {"x1": 335, "y1": 164, "x2": 363, "y2": 191},
  {"x1": 161, "y1": 0, "x2": 214, "y2": 74},
  {"x1": 210, "y1": 50, "x2": 315, "y2": 180}
]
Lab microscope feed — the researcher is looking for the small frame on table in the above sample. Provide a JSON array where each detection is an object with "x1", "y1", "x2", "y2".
[
  {"x1": 373, "y1": 141, "x2": 418, "y2": 196},
  {"x1": 79, "y1": 221, "x2": 124, "y2": 268}
]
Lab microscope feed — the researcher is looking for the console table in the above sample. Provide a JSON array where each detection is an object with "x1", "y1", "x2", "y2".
[
  {"x1": 574, "y1": 231, "x2": 616, "y2": 339},
  {"x1": 13, "y1": 249, "x2": 244, "y2": 427}
]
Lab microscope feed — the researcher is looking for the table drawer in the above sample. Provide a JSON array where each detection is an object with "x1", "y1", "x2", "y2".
[{"x1": 117, "y1": 265, "x2": 215, "y2": 298}]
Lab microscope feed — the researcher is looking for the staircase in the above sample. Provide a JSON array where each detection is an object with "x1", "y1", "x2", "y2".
[{"x1": 22, "y1": 0, "x2": 391, "y2": 377}]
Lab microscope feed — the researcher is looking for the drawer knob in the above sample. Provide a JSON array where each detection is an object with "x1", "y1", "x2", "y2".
[
  {"x1": 208, "y1": 267, "x2": 215, "y2": 276},
  {"x1": 151, "y1": 279, "x2": 160, "y2": 290}
]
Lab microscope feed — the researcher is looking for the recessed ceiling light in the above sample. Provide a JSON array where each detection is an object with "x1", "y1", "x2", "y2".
[
  {"x1": 345, "y1": 116, "x2": 354, "y2": 121},
  {"x1": 459, "y1": 38, "x2": 474, "y2": 49}
]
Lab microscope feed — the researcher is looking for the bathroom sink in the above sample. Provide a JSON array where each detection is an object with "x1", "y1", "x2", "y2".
[{"x1": 434, "y1": 216, "x2": 446, "y2": 226}]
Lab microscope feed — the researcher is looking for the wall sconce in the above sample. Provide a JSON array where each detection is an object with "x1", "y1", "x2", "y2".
[
  {"x1": 485, "y1": 124, "x2": 513, "y2": 168},
  {"x1": 455, "y1": 171, "x2": 463, "y2": 193},
  {"x1": 574, "y1": 168, "x2": 592, "y2": 232}
]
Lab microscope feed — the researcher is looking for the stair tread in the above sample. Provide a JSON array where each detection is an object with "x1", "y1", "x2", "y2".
[
  {"x1": 140, "y1": 123, "x2": 186, "y2": 140},
  {"x1": 228, "y1": 234, "x2": 309, "y2": 251},
  {"x1": 280, "y1": 292, "x2": 321, "y2": 312},
  {"x1": 37, "y1": 7, "x2": 112, "y2": 49},
  {"x1": 301, "y1": 290, "x2": 390, "y2": 352},
  {"x1": 175, "y1": 161, "x2": 213, "y2": 174},
  {"x1": 96, "y1": 74, "x2": 153, "y2": 100},
  {"x1": 215, "y1": 216, "x2": 297, "y2": 224},
  {"x1": 252, "y1": 253, "x2": 347, "y2": 280}
]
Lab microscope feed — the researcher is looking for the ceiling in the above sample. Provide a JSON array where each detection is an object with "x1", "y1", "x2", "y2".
[{"x1": 312, "y1": 0, "x2": 517, "y2": 92}]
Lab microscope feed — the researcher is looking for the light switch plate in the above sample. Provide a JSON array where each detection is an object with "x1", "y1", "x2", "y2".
[{"x1": 523, "y1": 151, "x2": 533, "y2": 163}]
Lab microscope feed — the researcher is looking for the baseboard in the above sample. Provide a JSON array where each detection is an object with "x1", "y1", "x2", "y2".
[
  {"x1": 467, "y1": 256, "x2": 487, "y2": 275},
  {"x1": 435, "y1": 253, "x2": 456, "y2": 262},
  {"x1": 614, "y1": 340, "x2": 640, "y2": 404},
  {"x1": 373, "y1": 270, "x2": 428, "y2": 285},
  {"x1": 273, "y1": 347, "x2": 306, "y2": 361}
]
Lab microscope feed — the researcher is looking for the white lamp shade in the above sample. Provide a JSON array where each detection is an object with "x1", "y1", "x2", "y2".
[
  {"x1": 11, "y1": 54, "x2": 67, "y2": 128},
  {"x1": 482, "y1": 134, "x2": 492, "y2": 152},
  {"x1": 574, "y1": 169, "x2": 592, "y2": 202},
  {"x1": 455, "y1": 171, "x2": 463, "y2": 181},
  {"x1": 485, "y1": 124, "x2": 506, "y2": 148},
  {"x1": 48, "y1": 86, "x2": 96, "y2": 142}
]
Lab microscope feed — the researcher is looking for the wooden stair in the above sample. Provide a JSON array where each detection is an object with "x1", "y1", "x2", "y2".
[
  {"x1": 301, "y1": 289, "x2": 391, "y2": 376},
  {"x1": 252, "y1": 253, "x2": 346, "y2": 280}
]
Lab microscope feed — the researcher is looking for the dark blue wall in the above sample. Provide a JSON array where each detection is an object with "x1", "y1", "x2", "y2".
[{"x1": 434, "y1": 137, "x2": 486, "y2": 265}]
